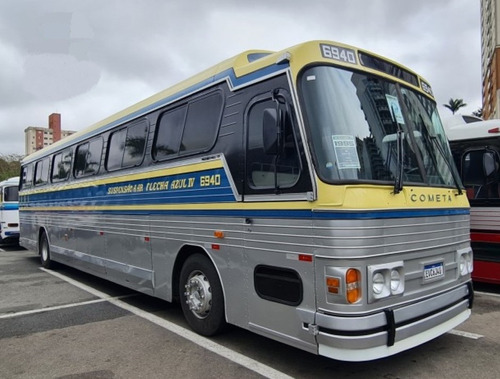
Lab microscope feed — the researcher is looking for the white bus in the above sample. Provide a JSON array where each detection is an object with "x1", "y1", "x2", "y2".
[
  {"x1": 445, "y1": 115, "x2": 500, "y2": 284},
  {"x1": 0, "y1": 176, "x2": 20, "y2": 244},
  {"x1": 19, "y1": 40, "x2": 473, "y2": 361}
]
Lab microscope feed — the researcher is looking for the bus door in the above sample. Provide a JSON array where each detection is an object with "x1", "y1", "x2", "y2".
[{"x1": 241, "y1": 87, "x2": 317, "y2": 352}]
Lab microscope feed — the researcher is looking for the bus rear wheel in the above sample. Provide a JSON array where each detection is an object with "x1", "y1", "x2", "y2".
[
  {"x1": 179, "y1": 254, "x2": 226, "y2": 336},
  {"x1": 40, "y1": 232, "x2": 53, "y2": 269}
]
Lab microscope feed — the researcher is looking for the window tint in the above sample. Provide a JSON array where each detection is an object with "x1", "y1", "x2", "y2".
[
  {"x1": 34, "y1": 158, "x2": 50, "y2": 186},
  {"x1": 52, "y1": 148, "x2": 73, "y2": 182},
  {"x1": 154, "y1": 106, "x2": 187, "y2": 159},
  {"x1": 107, "y1": 120, "x2": 148, "y2": 171},
  {"x1": 181, "y1": 93, "x2": 222, "y2": 152},
  {"x1": 74, "y1": 138, "x2": 103, "y2": 178},
  {"x1": 107, "y1": 129, "x2": 127, "y2": 171},
  {"x1": 462, "y1": 149, "x2": 500, "y2": 199},
  {"x1": 4, "y1": 186, "x2": 18, "y2": 202},
  {"x1": 153, "y1": 91, "x2": 223, "y2": 160},
  {"x1": 123, "y1": 121, "x2": 147, "y2": 167},
  {"x1": 21, "y1": 164, "x2": 33, "y2": 189}
]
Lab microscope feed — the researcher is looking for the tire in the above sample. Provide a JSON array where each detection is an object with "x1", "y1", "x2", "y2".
[
  {"x1": 39, "y1": 232, "x2": 53, "y2": 269},
  {"x1": 179, "y1": 254, "x2": 226, "y2": 336}
]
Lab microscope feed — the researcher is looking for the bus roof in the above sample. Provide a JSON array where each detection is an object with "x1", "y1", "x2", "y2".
[
  {"x1": 0, "y1": 177, "x2": 19, "y2": 186},
  {"x1": 443, "y1": 115, "x2": 500, "y2": 141},
  {"x1": 22, "y1": 39, "x2": 432, "y2": 164}
]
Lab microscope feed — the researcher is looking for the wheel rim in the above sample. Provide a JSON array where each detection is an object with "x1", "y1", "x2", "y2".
[{"x1": 184, "y1": 270, "x2": 212, "y2": 319}]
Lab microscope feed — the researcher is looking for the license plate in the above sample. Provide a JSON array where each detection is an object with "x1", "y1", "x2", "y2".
[{"x1": 423, "y1": 262, "x2": 444, "y2": 280}]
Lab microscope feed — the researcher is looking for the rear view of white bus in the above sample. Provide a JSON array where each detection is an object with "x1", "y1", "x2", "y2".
[{"x1": 0, "y1": 176, "x2": 20, "y2": 244}]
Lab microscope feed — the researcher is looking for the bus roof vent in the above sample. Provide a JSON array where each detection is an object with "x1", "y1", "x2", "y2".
[{"x1": 247, "y1": 52, "x2": 271, "y2": 63}]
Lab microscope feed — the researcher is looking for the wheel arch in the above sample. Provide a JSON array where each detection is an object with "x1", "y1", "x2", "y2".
[{"x1": 172, "y1": 244, "x2": 224, "y2": 304}]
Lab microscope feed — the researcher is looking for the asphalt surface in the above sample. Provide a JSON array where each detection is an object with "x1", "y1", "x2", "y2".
[{"x1": 1, "y1": 246, "x2": 499, "y2": 379}]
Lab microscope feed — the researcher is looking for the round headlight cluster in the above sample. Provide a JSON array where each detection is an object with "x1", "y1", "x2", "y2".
[
  {"x1": 368, "y1": 263, "x2": 405, "y2": 302},
  {"x1": 459, "y1": 250, "x2": 473, "y2": 277},
  {"x1": 372, "y1": 272, "x2": 385, "y2": 294},
  {"x1": 390, "y1": 269, "x2": 402, "y2": 292}
]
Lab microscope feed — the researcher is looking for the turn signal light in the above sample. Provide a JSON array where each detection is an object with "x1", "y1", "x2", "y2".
[
  {"x1": 346, "y1": 268, "x2": 361, "y2": 303},
  {"x1": 326, "y1": 276, "x2": 340, "y2": 294},
  {"x1": 214, "y1": 230, "x2": 225, "y2": 239}
]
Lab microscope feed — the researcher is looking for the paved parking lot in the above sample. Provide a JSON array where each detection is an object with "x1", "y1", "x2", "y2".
[{"x1": 1, "y1": 246, "x2": 499, "y2": 379}]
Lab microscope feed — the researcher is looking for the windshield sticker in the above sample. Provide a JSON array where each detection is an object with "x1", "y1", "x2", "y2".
[
  {"x1": 386, "y1": 95, "x2": 405, "y2": 125},
  {"x1": 332, "y1": 135, "x2": 361, "y2": 170}
]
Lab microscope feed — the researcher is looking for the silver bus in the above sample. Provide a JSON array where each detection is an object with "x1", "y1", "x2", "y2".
[{"x1": 19, "y1": 40, "x2": 473, "y2": 361}]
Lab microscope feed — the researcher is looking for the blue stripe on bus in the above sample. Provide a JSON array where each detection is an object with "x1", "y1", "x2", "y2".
[
  {"x1": 0, "y1": 204, "x2": 19, "y2": 210},
  {"x1": 20, "y1": 168, "x2": 236, "y2": 207},
  {"x1": 21, "y1": 208, "x2": 469, "y2": 220}
]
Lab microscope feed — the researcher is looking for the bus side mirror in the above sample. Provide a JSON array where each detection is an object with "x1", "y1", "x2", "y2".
[{"x1": 263, "y1": 108, "x2": 279, "y2": 155}]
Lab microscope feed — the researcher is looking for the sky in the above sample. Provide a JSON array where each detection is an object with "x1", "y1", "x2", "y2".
[{"x1": 0, "y1": 0, "x2": 482, "y2": 156}]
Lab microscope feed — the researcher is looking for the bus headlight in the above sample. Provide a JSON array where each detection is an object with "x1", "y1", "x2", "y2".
[
  {"x1": 390, "y1": 267, "x2": 404, "y2": 294},
  {"x1": 372, "y1": 272, "x2": 387, "y2": 296},
  {"x1": 458, "y1": 248, "x2": 473, "y2": 277},
  {"x1": 367, "y1": 262, "x2": 404, "y2": 303}
]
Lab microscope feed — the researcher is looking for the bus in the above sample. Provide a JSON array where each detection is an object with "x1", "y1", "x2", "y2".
[
  {"x1": 0, "y1": 176, "x2": 20, "y2": 244},
  {"x1": 445, "y1": 115, "x2": 500, "y2": 284},
  {"x1": 19, "y1": 40, "x2": 473, "y2": 361}
]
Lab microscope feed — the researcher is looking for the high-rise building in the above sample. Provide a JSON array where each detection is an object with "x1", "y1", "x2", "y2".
[
  {"x1": 24, "y1": 113, "x2": 76, "y2": 156},
  {"x1": 481, "y1": 0, "x2": 500, "y2": 119}
]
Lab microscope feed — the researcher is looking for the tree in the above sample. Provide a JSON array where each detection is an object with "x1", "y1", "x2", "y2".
[
  {"x1": 0, "y1": 154, "x2": 23, "y2": 181},
  {"x1": 444, "y1": 98, "x2": 467, "y2": 114}
]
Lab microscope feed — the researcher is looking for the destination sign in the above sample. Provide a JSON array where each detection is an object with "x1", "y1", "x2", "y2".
[{"x1": 320, "y1": 43, "x2": 357, "y2": 65}]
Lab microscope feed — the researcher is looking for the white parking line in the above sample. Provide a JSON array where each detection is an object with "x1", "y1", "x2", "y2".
[
  {"x1": 448, "y1": 329, "x2": 484, "y2": 340},
  {"x1": 0, "y1": 298, "x2": 114, "y2": 319},
  {"x1": 40, "y1": 268, "x2": 293, "y2": 379},
  {"x1": 475, "y1": 290, "x2": 500, "y2": 298}
]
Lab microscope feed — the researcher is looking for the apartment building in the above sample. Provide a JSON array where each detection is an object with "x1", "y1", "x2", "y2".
[{"x1": 24, "y1": 113, "x2": 76, "y2": 156}]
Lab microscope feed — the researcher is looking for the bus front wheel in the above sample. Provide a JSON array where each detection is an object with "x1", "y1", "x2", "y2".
[
  {"x1": 179, "y1": 254, "x2": 226, "y2": 336},
  {"x1": 40, "y1": 232, "x2": 53, "y2": 269}
]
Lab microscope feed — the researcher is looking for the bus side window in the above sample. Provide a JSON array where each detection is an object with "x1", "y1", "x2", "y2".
[
  {"x1": 21, "y1": 164, "x2": 33, "y2": 190},
  {"x1": 107, "y1": 120, "x2": 148, "y2": 171},
  {"x1": 34, "y1": 158, "x2": 50, "y2": 186},
  {"x1": 153, "y1": 91, "x2": 223, "y2": 161},
  {"x1": 52, "y1": 148, "x2": 73, "y2": 183},
  {"x1": 74, "y1": 138, "x2": 103, "y2": 178}
]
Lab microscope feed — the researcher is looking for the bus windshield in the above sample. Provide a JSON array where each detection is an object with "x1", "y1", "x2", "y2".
[
  {"x1": 4, "y1": 185, "x2": 19, "y2": 202},
  {"x1": 299, "y1": 65, "x2": 458, "y2": 189}
]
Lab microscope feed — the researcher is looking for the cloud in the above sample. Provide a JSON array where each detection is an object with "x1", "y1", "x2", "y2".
[
  {"x1": 22, "y1": 54, "x2": 101, "y2": 101},
  {"x1": 0, "y1": 0, "x2": 484, "y2": 156}
]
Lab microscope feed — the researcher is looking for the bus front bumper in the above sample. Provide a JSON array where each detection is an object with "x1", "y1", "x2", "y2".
[{"x1": 314, "y1": 283, "x2": 472, "y2": 361}]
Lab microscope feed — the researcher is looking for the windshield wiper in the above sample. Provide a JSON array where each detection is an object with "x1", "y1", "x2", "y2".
[{"x1": 394, "y1": 128, "x2": 404, "y2": 194}]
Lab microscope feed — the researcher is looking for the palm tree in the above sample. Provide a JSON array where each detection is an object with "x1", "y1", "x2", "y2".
[{"x1": 444, "y1": 98, "x2": 467, "y2": 114}]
